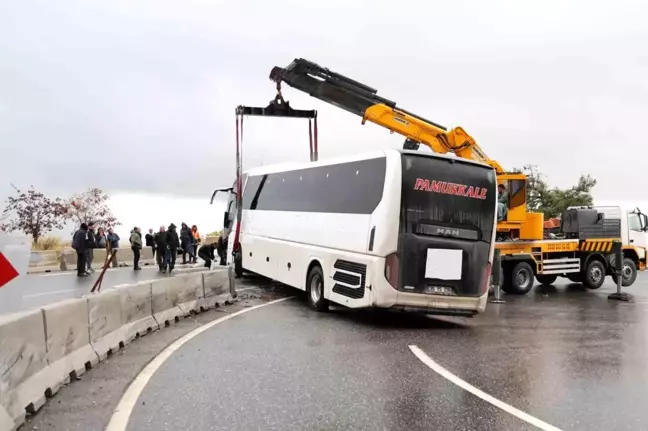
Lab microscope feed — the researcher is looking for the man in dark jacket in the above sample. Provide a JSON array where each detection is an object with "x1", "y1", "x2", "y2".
[
  {"x1": 154, "y1": 225, "x2": 168, "y2": 272},
  {"x1": 179, "y1": 222, "x2": 194, "y2": 264},
  {"x1": 72, "y1": 223, "x2": 89, "y2": 277},
  {"x1": 86, "y1": 222, "x2": 97, "y2": 273},
  {"x1": 145, "y1": 228, "x2": 156, "y2": 260},
  {"x1": 166, "y1": 223, "x2": 180, "y2": 273},
  {"x1": 198, "y1": 242, "x2": 217, "y2": 268}
]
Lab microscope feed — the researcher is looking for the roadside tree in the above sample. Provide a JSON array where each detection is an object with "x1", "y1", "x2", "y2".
[{"x1": 0, "y1": 186, "x2": 67, "y2": 244}]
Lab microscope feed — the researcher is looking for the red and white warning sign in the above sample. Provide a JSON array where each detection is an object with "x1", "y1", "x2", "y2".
[{"x1": 0, "y1": 233, "x2": 30, "y2": 289}]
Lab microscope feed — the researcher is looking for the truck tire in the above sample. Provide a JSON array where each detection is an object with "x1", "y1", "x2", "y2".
[
  {"x1": 611, "y1": 257, "x2": 638, "y2": 287},
  {"x1": 306, "y1": 265, "x2": 329, "y2": 312},
  {"x1": 583, "y1": 259, "x2": 605, "y2": 289},
  {"x1": 502, "y1": 262, "x2": 534, "y2": 295},
  {"x1": 536, "y1": 274, "x2": 557, "y2": 285}
]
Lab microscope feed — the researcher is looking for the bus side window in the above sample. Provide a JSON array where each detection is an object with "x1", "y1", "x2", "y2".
[{"x1": 509, "y1": 179, "x2": 526, "y2": 208}]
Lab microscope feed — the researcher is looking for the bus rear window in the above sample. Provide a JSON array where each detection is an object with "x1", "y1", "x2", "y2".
[{"x1": 400, "y1": 154, "x2": 497, "y2": 243}]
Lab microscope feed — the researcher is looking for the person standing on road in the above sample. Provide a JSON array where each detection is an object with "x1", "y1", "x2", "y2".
[
  {"x1": 72, "y1": 223, "x2": 89, "y2": 277},
  {"x1": 145, "y1": 228, "x2": 156, "y2": 260},
  {"x1": 154, "y1": 225, "x2": 168, "y2": 272},
  {"x1": 180, "y1": 222, "x2": 195, "y2": 264},
  {"x1": 96, "y1": 227, "x2": 107, "y2": 249},
  {"x1": 166, "y1": 223, "x2": 180, "y2": 273},
  {"x1": 130, "y1": 227, "x2": 143, "y2": 270},
  {"x1": 86, "y1": 222, "x2": 97, "y2": 273},
  {"x1": 191, "y1": 225, "x2": 201, "y2": 264},
  {"x1": 106, "y1": 228, "x2": 120, "y2": 268}
]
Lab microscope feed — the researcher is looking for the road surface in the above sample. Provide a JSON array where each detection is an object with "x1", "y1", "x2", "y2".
[
  {"x1": 22, "y1": 273, "x2": 648, "y2": 431},
  {"x1": 0, "y1": 264, "x2": 195, "y2": 315}
]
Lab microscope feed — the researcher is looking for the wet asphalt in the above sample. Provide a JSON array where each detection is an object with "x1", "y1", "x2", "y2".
[
  {"x1": 124, "y1": 275, "x2": 648, "y2": 431},
  {"x1": 0, "y1": 264, "x2": 192, "y2": 315}
]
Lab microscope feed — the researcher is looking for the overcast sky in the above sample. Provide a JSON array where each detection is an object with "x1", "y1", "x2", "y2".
[{"x1": 1, "y1": 0, "x2": 647, "y2": 216}]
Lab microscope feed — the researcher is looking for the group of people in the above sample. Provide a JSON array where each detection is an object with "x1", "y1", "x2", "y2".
[
  {"x1": 145, "y1": 222, "x2": 201, "y2": 273},
  {"x1": 71, "y1": 221, "x2": 225, "y2": 277},
  {"x1": 71, "y1": 222, "x2": 121, "y2": 277}
]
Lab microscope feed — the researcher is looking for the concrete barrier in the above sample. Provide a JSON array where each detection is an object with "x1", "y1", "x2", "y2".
[
  {"x1": 0, "y1": 309, "x2": 53, "y2": 428},
  {"x1": 172, "y1": 273, "x2": 205, "y2": 314},
  {"x1": 87, "y1": 290, "x2": 128, "y2": 361},
  {"x1": 118, "y1": 281, "x2": 159, "y2": 341},
  {"x1": 200, "y1": 268, "x2": 232, "y2": 309},
  {"x1": 0, "y1": 405, "x2": 14, "y2": 431},
  {"x1": 42, "y1": 298, "x2": 99, "y2": 385},
  {"x1": 151, "y1": 277, "x2": 190, "y2": 326}
]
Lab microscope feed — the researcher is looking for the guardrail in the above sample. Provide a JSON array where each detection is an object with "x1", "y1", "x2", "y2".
[{"x1": 0, "y1": 266, "x2": 234, "y2": 431}]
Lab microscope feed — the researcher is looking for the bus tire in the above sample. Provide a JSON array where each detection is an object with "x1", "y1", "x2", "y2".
[
  {"x1": 583, "y1": 259, "x2": 605, "y2": 290},
  {"x1": 502, "y1": 262, "x2": 534, "y2": 295},
  {"x1": 611, "y1": 257, "x2": 637, "y2": 287},
  {"x1": 234, "y1": 249, "x2": 243, "y2": 278},
  {"x1": 306, "y1": 265, "x2": 329, "y2": 312},
  {"x1": 536, "y1": 274, "x2": 557, "y2": 285}
]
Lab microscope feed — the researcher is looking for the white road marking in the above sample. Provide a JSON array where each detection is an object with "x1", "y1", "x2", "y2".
[
  {"x1": 237, "y1": 287, "x2": 258, "y2": 292},
  {"x1": 106, "y1": 296, "x2": 292, "y2": 431},
  {"x1": 408, "y1": 345, "x2": 563, "y2": 431},
  {"x1": 23, "y1": 289, "x2": 79, "y2": 298},
  {"x1": 37, "y1": 266, "x2": 157, "y2": 277}
]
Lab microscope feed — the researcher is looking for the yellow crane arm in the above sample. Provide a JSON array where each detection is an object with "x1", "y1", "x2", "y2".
[
  {"x1": 269, "y1": 58, "x2": 503, "y2": 173},
  {"x1": 362, "y1": 104, "x2": 504, "y2": 173}
]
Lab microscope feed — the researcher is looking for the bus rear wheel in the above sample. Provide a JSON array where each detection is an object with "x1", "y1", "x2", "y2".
[
  {"x1": 306, "y1": 265, "x2": 329, "y2": 312},
  {"x1": 502, "y1": 262, "x2": 535, "y2": 295}
]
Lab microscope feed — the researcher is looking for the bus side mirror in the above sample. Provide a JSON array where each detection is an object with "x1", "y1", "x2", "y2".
[{"x1": 223, "y1": 212, "x2": 229, "y2": 228}]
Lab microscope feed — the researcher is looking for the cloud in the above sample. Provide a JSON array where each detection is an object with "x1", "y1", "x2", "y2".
[{"x1": 1, "y1": 0, "x2": 647, "y2": 209}]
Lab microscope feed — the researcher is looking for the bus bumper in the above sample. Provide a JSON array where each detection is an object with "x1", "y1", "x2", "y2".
[{"x1": 372, "y1": 284, "x2": 488, "y2": 316}]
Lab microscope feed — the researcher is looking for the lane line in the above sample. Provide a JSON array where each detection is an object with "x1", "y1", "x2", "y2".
[
  {"x1": 23, "y1": 289, "x2": 79, "y2": 298},
  {"x1": 106, "y1": 296, "x2": 292, "y2": 431},
  {"x1": 408, "y1": 345, "x2": 563, "y2": 431}
]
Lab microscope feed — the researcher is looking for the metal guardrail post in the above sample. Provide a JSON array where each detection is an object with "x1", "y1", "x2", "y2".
[
  {"x1": 608, "y1": 240, "x2": 631, "y2": 302},
  {"x1": 488, "y1": 249, "x2": 505, "y2": 304}
]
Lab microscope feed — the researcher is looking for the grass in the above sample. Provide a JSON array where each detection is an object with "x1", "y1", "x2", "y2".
[{"x1": 32, "y1": 236, "x2": 70, "y2": 251}]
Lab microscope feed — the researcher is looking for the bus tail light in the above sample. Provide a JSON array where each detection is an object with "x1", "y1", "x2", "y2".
[
  {"x1": 385, "y1": 252, "x2": 399, "y2": 289},
  {"x1": 480, "y1": 261, "x2": 492, "y2": 295}
]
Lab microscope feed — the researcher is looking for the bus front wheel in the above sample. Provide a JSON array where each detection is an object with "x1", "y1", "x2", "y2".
[
  {"x1": 234, "y1": 249, "x2": 243, "y2": 278},
  {"x1": 306, "y1": 265, "x2": 329, "y2": 312}
]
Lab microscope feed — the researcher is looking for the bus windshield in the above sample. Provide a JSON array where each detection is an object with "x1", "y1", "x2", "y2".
[{"x1": 400, "y1": 154, "x2": 497, "y2": 243}]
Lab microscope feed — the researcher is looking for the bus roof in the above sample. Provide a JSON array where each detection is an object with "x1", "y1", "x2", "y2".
[{"x1": 244, "y1": 148, "x2": 493, "y2": 177}]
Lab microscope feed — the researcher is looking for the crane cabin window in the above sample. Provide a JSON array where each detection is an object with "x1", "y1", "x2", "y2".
[
  {"x1": 400, "y1": 154, "x2": 497, "y2": 242},
  {"x1": 242, "y1": 157, "x2": 387, "y2": 214}
]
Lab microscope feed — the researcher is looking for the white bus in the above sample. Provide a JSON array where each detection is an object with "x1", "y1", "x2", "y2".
[{"x1": 213, "y1": 149, "x2": 498, "y2": 317}]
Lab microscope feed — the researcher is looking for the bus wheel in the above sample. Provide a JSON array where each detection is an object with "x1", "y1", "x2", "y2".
[
  {"x1": 234, "y1": 249, "x2": 243, "y2": 278},
  {"x1": 536, "y1": 274, "x2": 557, "y2": 285},
  {"x1": 502, "y1": 262, "x2": 534, "y2": 295},
  {"x1": 611, "y1": 258, "x2": 638, "y2": 287},
  {"x1": 306, "y1": 265, "x2": 329, "y2": 312},
  {"x1": 583, "y1": 259, "x2": 605, "y2": 289}
]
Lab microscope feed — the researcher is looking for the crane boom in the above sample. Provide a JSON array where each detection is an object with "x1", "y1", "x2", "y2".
[{"x1": 269, "y1": 58, "x2": 504, "y2": 173}]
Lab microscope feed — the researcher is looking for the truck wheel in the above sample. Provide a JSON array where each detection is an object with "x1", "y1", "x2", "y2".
[
  {"x1": 306, "y1": 265, "x2": 329, "y2": 312},
  {"x1": 502, "y1": 262, "x2": 534, "y2": 295},
  {"x1": 536, "y1": 274, "x2": 557, "y2": 285},
  {"x1": 611, "y1": 258, "x2": 637, "y2": 287},
  {"x1": 583, "y1": 259, "x2": 605, "y2": 289}
]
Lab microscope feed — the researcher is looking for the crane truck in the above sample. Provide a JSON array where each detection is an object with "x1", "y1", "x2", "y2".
[{"x1": 265, "y1": 58, "x2": 646, "y2": 294}]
